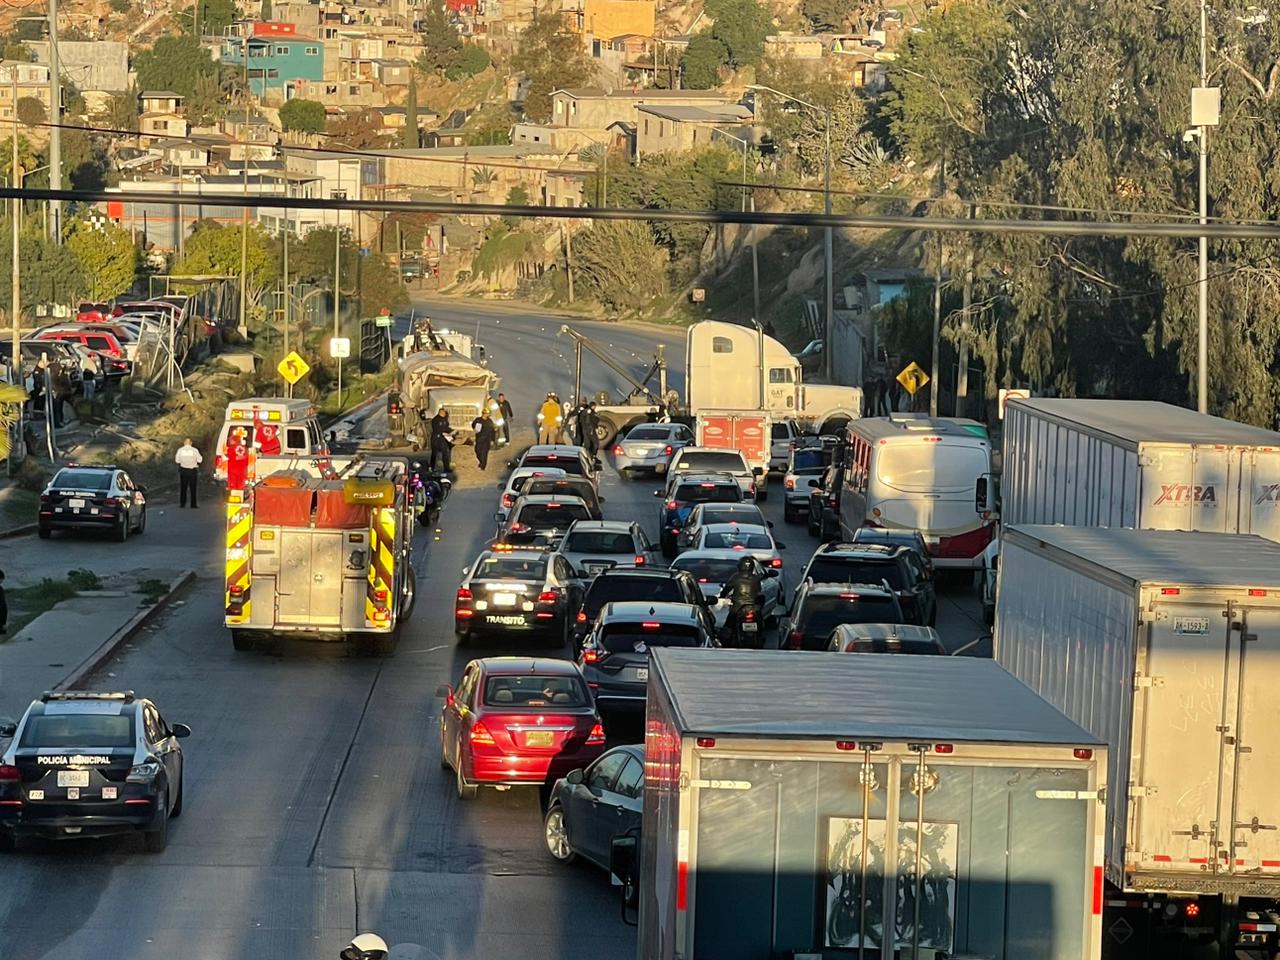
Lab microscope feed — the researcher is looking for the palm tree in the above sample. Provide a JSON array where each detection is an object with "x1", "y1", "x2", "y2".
[
  {"x1": 470, "y1": 166, "x2": 498, "y2": 192},
  {"x1": 0, "y1": 383, "x2": 27, "y2": 462}
]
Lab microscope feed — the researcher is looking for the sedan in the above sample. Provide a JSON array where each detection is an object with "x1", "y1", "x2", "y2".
[
  {"x1": 498, "y1": 467, "x2": 568, "y2": 522},
  {"x1": 38, "y1": 464, "x2": 147, "y2": 541},
  {"x1": 455, "y1": 548, "x2": 584, "y2": 643},
  {"x1": 613, "y1": 422, "x2": 694, "y2": 478},
  {"x1": 544, "y1": 745, "x2": 643, "y2": 866},
  {"x1": 438, "y1": 657, "x2": 606, "y2": 800},
  {"x1": 670, "y1": 549, "x2": 785, "y2": 628},
  {"x1": 675, "y1": 501, "x2": 770, "y2": 552},
  {"x1": 687, "y1": 523, "x2": 785, "y2": 571},
  {"x1": 829, "y1": 622, "x2": 947, "y2": 655},
  {"x1": 555, "y1": 520, "x2": 656, "y2": 578}
]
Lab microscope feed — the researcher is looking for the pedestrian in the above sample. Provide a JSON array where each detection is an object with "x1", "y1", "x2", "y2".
[
  {"x1": 537, "y1": 392, "x2": 562, "y2": 445},
  {"x1": 582, "y1": 402, "x2": 601, "y2": 462},
  {"x1": 881, "y1": 377, "x2": 895, "y2": 415},
  {"x1": 430, "y1": 405, "x2": 454, "y2": 473},
  {"x1": 175, "y1": 436, "x2": 203, "y2": 508},
  {"x1": 51, "y1": 362, "x2": 73, "y2": 428},
  {"x1": 865, "y1": 378, "x2": 880, "y2": 418},
  {"x1": 0, "y1": 568, "x2": 7, "y2": 636},
  {"x1": 496, "y1": 392, "x2": 513, "y2": 445},
  {"x1": 471, "y1": 408, "x2": 497, "y2": 470}
]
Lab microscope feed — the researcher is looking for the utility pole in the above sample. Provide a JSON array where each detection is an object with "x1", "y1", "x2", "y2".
[
  {"x1": 563, "y1": 224, "x2": 574, "y2": 302},
  {"x1": 333, "y1": 215, "x2": 342, "y2": 405},
  {"x1": 955, "y1": 204, "x2": 977, "y2": 418},
  {"x1": 822, "y1": 107, "x2": 833, "y2": 384},
  {"x1": 750, "y1": 195, "x2": 761, "y2": 328},
  {"x1": 929, "y1": 158, "x2": 944, "y2": 417},
  {"x1": 46, "y1": 0, "x2": 61, "y2": 241},
  {"x1": 9, "y1": 68, "x2": 21, "y2": 475},
  {"x1": 1195, "y1": 0, "x2": 1210, "y2": 413},
  {"x1": 237, "y1": 51, "x2": 249, "y2": 337}
]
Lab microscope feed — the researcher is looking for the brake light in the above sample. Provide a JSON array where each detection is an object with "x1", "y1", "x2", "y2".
[
  {"x1": 39, "y1": 494, "x2": 50, "y2": 503},
  {"x1": 538, "y1": 590, "x2": 558, "y2": 603},
  {"x1": 546, "y1": 503, "x2": 561, "y2": 509},
  {"x1": 374, "y1": 588, "x2": 389, "y2": 602},
  {"x1": 1162, "y1": 587, "x2": 1180, "y2": 595},
  {"x1": 102, "y1": 497, "x2": 120, "y2": 507},
  {"x1": 840, "y1": 593, "x2": 861, "y2": 599},
  {"x1": 696, "y1": 737, "x2": 716, "y2": 748},
  {"x1": 785, "y1": 478, "x2": 795, "y2": 490},
  {"x1": 582, "y1": 646, "x2": 603, "y2": 663},
  {"x1": 743, "y1": 609, "x2": 756, "y2": 622},
  {"x1": 229, "y1": 584, "x2": 244, "y2": 596},
  {"x1": 770, "y1": 557, "x2": 783, "y2": 568},
  {"x1": 786, "y1": 630, "x2": 804, "y2": 650},
  {"x1": 665, "y1": 500, "x2": 677, "y2": 510},
  {"x1": 469, "y1": 721, "x2": 496, "y2": 746},
  {"x1": 642, "y1": 622, "x2": 662, "y2": 629},
  {"x1": 699, "y1": 483, "x2": 715, "y2": 488},
  {"x1": 576, "y1": 610, "x2": 587, "y2": 623},
  {"x1": 663, "y1": 445, "x2": 673, "y2": 455},
  {"x1": 502, "y1": 493, "x2": 514, "y2": 508},
  {"x1": 457, "y1": 587, "x2": 473, "y2": 601},
  {"x1": 613, "y1": 445, "x2": 623, "y2": 455},
  {"x1": 586, "y1": 722, "x2": 606, "y2": 745},
  {"x1": 836, "y1": 740, "x2": 858, "y2": 751},
  {"x1": 634, "y1": 555, "x2": 646, "y2": 566},
  {"x1": 0, "y1": 764, "x2": 18, "y2": 782},
  {"x1": 1073, "y1": 748, "x2": 1093, "y2": 760},
  {"x1": 1249, "y1": 589, "x2": 1267, "y2": 597},
  {"x1": 934, "y1": 743, "x2": 954, "y2": 754},
  {"x1": 1185, "y1": 902, "x2": 1201, "y2": 919},
  {"x1": 509, "y1": 522, "x2": 528, "y2": 533}
]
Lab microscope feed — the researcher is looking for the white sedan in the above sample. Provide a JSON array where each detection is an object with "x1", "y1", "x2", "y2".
[
  {"x1": 669, "y1": 549, "x2": 785, "y2": 627},
  {"x1": 686, "y1": 522, "x2": 785, "y2": 571}
]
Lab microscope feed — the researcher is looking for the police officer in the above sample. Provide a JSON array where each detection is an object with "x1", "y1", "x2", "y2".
[
  {"x1": 580, "y1": 401, "x2": 601, "y2": 462},
  {"x1": 430, "y1": 406, "x2": 454, "y2": 473},
  {"x1": 720, "y1": 556, "x2": 765, "y2": 647},
  {"x1": 471, "y1": 407, "x2": 497, "y2": 470},
  {"x1": 496, "y1": 392, "x2": 514, "y2": 444}
]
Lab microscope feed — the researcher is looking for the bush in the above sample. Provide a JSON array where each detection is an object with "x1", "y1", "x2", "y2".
[
  {"x1": 279, "y1": 98, "x2": 327, "y2": 135},
  {"x1": 16, "y1": 96, "x2": 45, "y2": 128},
  {"x1": 109, "y1": 0, "x2": 131, "y2": 12},
  {"x1": 445, "y1": 44, "x2": 490, "y2": 81}
]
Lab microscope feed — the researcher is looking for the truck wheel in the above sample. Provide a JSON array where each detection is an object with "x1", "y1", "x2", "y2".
[
  {"x1": 595, "y1": 420, "x2": 618, "y2": 447},
  {"x1": 231, "y1": 630, "x2": 256, "y2": 652},
  {"x1": 369, "y1": 630, "x2": 398, "y2": 657}
]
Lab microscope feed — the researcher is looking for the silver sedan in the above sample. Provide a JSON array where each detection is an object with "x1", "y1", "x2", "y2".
[
  {"x1": 687, "y1": 523, "x2": 786, "y2": 571},
  {"x1": 612, "y1": 422, "x2": 695, "y2": 477},
  {"x1": 669, "y1": 549, "x2": 785, "y2": 627}
]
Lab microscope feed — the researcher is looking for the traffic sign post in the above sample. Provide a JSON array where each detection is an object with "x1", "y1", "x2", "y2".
[
  {"x1": 329, "y1": 337, "x2": 351, "y2": 412},
  {"x1": 998, "y1": 388, "x2": 1031, "y2": 419},
  {"x1": 896, "y1": 361, "x2": 930, "y2": 399},
  {"x1": 277, "y1": 350, "x2": 311, "y2": 389}
]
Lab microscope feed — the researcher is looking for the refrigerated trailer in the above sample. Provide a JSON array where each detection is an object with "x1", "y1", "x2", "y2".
[
  {"x1": 996, "y1": 525, "x2": 1280, "y2": 960},
  {"x1": 1002, "y1": 398, "x2": 1280, "y2": 536},
  {"x1": 639, "y1": 648, "x2": 1108, "y2": 960}
]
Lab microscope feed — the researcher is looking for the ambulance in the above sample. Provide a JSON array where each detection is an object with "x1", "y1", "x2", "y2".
[
  {"x1": 213, "y1": 398, "x2": 328, "y2": 483},
  {"x1": 224, "y1": 457, "x2": 417, "y2": 655}
]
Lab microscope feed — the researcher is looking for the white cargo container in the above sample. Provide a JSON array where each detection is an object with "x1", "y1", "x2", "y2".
[
  {"x1": 996, "y1": 524, "x2": 1280, "y2": 959},
  {"x1": 635, "y1": 648, "x2": 1108, "y2": 960},
  {"x1": 1002, "y1": 398, "x2": 1280, "y2": 538}
]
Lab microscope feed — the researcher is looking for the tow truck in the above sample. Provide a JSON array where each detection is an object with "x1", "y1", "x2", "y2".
[
  {"x1": 557, "y1": 325, "x2": 676, "y2": 447},
  {"x1": 224, "y1": 456, "x2": 417, "y2": 656}
]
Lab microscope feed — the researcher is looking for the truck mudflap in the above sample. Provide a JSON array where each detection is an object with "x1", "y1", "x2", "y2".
[
  {"x1": 365, "y1": 505, "x2": 397, "y2": 629},
  {"x1": 225, "y1": 491, "x2": 253, "y2": 624}
]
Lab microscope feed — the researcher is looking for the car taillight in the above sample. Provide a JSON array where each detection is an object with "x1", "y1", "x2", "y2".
[
  {"x1": 582, "y1": 646, "x2": 603, "y2": 663},
  {"x1": 102, "y1": 497, "x2": 120, "y2": 507},
  {"x1": 576, "y1": 610, "x2": 587, "y2": 623},
  {"x1": 743, "y1": 609, "x2": 756, "y2": 622},
  {"x1": 470, "y1": 721, "x2": 496, "y2": 746},
  {"x1": 663, "y1": 445, "x2": 673, "y2": 455},
  {"x1": 787, "y1": 630, "x2": 804, "y2": 650},
  {"x1": 770, "y1": 557, "x2": 783, "y2": 568},
  {"x1": 0, "y1": 764, "x2": 18, "y2": 782},
  {"x1": 785, "y1": 478, "x2": 795, "y2": 490},
  {"x1": 613, "y1": 445, "x2": 623, "y2": 455},
  {"x1": 39, "y1": 494, "x2": 50, "y2": 503},
  {"x1": 634, "y1": 555, "x2": 646, "y2": 566},
  {"x1": 509, "y1": 522, "x2": 528, "y2": 533},
  {"x1": 502, "y1": 493, "x2": 514, "y2": 508},
  {"x1": 586, "y1": 722, "x2": 606, "y2": 745},
  {"x1": 665, "y1": 500, "x2": 677, "y2": 511},
  {"x1": 538, "y1": 590, "x2": 558, "y2": 603},
  {"x1": 456, "y1": 587, "x2": 473, "y2": 601},
  {"x1": 826, "y1": 497, "x2": 837, "y2": 509}
]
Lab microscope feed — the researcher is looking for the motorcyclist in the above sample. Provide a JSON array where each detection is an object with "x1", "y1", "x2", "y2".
[{"x1": 720, "y1": 556, "x2": 765, "y2": 647}]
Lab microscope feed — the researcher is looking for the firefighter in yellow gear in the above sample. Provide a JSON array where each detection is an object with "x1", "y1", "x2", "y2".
[{"x1": 537, "y1": 392, "x2": 564, "y2": 444}]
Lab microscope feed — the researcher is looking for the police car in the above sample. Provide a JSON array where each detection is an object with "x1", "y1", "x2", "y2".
[
  {"x1": 0, "y1": 691, "x2": 190, "y2": 851},
  {"x1": 455, "y1": 547, "x2": 585, "y2": 644},
  {"x1": 38, "y1": 464, "x2": 148, "y2": 541}
]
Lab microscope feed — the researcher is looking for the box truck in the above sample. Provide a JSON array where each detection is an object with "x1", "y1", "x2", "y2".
[
  {"x1": 694, "y1": 409, "x2": 771, "y2": 498},
  {"x1": 1002, "y1": 398, "x2": 1280, "y2": 537},
  {"x1": 996, "y1": 524, "x2": 1280, "y2": 960},
  {"x1": 630, "y1": 648, "x2": 1107, "y2": 960}
]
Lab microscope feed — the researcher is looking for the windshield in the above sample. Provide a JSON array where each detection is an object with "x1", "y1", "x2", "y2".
[
  {"x1": 52, "y1": 469, "x2": 113, "y2": 492},
  {"x1": 702, "y1": 530, "x2": 772, "y2": 550},
  {"x1": 676, "y1": 452, "x2": 748, "y2": 473},
  {"x1": 525, "y1": 480, "x2": 595, "y2": 504},
  {"x1": 523, "y1": 456, "x2": 586, "y2": 477},
  {"x1": 843, "y1": 638, "x2": 943, "y2": 654},
  {"x1": 800, "y1": 594, "x2": 904, "y2": 637},
  {"x1": 674, "y1": 483, "x2": 741, "y2": 504},
  {"x1": 671, "y1": 557, "x2": 741, "y2": 583},
  {"x1": 585, "y1": 577, "x2": 683, "y2": 615},
  {"x1": 514, "y1": 503, "x2": 590, "y2": 528},
  {"x1": 627, "y1": 427, "x2": 669, "y2": 441},
  {"x1": 793, "y1": 449, "x2": 826, "y2": 471},
  {"x1": 698, "y1": 506, "x2": 763, "y2": 525},
  {"x1": 805, "y1": 557, "x2": 904, "y2": 589},
  {"x1": 20, "y1": 713, "x2": 134, "y2": 748},
  {"x1": 483, "y1": 674, "x2": 588, "y2": 707},
  {"x1": 564, "y1": 530, "x2": 635, "y2": 553},
  {"x1": 877, "y1": 443, "x2": 989, "y2": 494},
  {"x1": 474, "y1": 557, "x2": 547, "y2": 579},
  {"x1": 600, "y1": 623, "x2": 702, "y2": 653}
]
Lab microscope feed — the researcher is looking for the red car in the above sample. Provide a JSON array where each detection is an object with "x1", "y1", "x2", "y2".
[{"x1": 438, "y1": 657, "x2": 605, "y2": 800}]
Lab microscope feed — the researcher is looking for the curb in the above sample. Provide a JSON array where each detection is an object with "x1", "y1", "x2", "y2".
[
  {"x1": 52, "y1": 569, "x2": 196, "y2": 693},
  {"x1": 0, "y1": 523, "x2": 36, "y2": 539}
]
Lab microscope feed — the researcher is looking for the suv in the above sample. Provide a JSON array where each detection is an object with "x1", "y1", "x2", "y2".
[
  {"x1": 783, "y1": 444, "x2": 830, "y2": 523},
  {"x1": 38, "y1": 464, "x2": 148, "y2": 541},
  {"x1": 498, "y1": 467, "x2": 568, "y2": 521},
  {"x1": 675, "y1": 502, "x2": 769, "y2": 551},
  {"x1": 782, "y1": 581, "x2": 905, "y2": 650},
  {"x1": 578, "y1": 601, "x2": 716, "y2": 711},
  {"x1": 522, "y1": 476, "x2": 603, "y2": 519},
  {"x1": 0, "y1": 690, "x2": 191, "y2": 851},
  {"x1": 798, "y1": 542, "x2": 936, "y2": 626},
  {"x1": 808, "y1": 462, "x2": 845, "y2": 541},
  {"x1": 655, "y1": 474, "x2": 744, "y2": 557},
  {"x1": 575, "y1": 567, "x2": 714, "y2": 645},
  {"x1": 455, "y1": 548, "x2": 584, "y2": 643},
  {"x1": 850, "y1": 527, "x2": 934, "y2": 579},
  {"x1": 496, "y1": 495, "x2": 593, "y2": 548},
  {"x1": 666, "y1": 447, "x2": 758, "y2": 501},
  {"x1": 555, "y1": 520, "x2": 656, "y2": 577},
  {"x1": 518, "y1": 445, "x2": 598, "y2": 486},
  {"x1": 770, "y1": 419, "x2": 802, "y2": 472}
]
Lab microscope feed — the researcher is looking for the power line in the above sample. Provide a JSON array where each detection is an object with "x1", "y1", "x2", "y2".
[{"x1": 14, "y1": 183, "x2": 1280, "y2": 241}]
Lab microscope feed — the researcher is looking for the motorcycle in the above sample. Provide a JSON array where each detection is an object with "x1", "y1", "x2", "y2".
[
  {"x1": 720, "y1": 600, "x2": 763, "y2": 649},
  {"x1": 409, "y1": 462, "x2": 452, "y2": 527}
]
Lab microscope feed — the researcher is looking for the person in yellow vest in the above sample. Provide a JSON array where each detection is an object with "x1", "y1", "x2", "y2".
[{"x1": 537, "y1": 392, "x2": 564, "y2": 444}]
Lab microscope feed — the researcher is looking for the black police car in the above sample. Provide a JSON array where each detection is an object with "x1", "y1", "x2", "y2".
[
  {"x1": 38, "y1": 464, "x2": 148, "y2": 541},
  {"x1": 0, "y1": 691, "x2": 190, "y2": 851}
]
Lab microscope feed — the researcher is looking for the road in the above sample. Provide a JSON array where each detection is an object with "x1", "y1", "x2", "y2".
[{"x1": 0, "y1": 301, "x2": 986, "y2": 960}]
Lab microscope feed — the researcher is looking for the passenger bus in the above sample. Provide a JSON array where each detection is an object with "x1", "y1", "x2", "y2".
[{"x1": 839, "y1": 414, "x2": 994, "y2": 569}]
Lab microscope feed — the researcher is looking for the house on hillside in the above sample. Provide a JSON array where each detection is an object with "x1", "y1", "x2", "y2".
[
  {"x1": 0, "y1": 61, "x2": 51, "y2": 122},
  {"x1": 221, "y1": 23, "x2": 325, "y2": 101},
  {"x1": 550, "y1": 88, "x2": 735, "y2": 129},
  {"x1": 139, "y1": 91, "x2": 188, "y2": 140},
  {"x1": 634, "y1": 103, "x2": 756, "y2": 158}
]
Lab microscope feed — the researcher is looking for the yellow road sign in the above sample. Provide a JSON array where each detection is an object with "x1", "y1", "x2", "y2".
[
  {"x1": 277, "y1": 351, "x2": 311, "y2": 385},
  {"x1": 896, "y1": 361, "x2": 930, "y2": 396}
]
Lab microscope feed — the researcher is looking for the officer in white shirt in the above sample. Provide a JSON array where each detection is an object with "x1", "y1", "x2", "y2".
[{"x1": 175, "y1": 437, "x2": 203, "y2": 508}]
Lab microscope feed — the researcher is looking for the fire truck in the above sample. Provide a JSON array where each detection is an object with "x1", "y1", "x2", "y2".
[{"x1": 224, "y1": 457, "x2": 417, "y2": 655}]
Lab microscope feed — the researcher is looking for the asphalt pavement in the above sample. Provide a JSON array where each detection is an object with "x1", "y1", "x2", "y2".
[{"x1": 0, "y1": 301, "x2": 987, "y2": 960}]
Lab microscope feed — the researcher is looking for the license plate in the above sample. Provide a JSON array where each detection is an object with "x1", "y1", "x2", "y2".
[
  {"x1": 57, "y1": 770, "x2": 89, "y2": 788},
  {"x1": 492, "y1": 593, "x2": 517, "y2": 607},
  {"x1": 68, "y1": 497, "x2": 85, "y2": 508},
  {"x1": 488, "y1": 615, "x2": 526, "y2": 626},
  {"x1": 525, "y1": 730, "x2": 554, "y2": 747},
  {"x1": 741, "y1": 622, "x2": 759, "y2": 632},
  {"x1": 586, "y1": 563, "x2": 608, "y2": 574},
  {"x1": 632, "y1": 447, "x2": 652, "y2": 456},
  {"x1": 636, "y1": 667, "x2": 649, "y2": 681}
]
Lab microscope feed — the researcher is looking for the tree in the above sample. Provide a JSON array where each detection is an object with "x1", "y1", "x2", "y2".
[
  {"x1": 326, "y1": 110, "x2": 390, "y2": 149},
  {"x1": 681, "y1": 34, "x2": 727, "y2": 89},
  {"x1": 283, "y1": 226, "x2": 408, "y2": 317},
  {"x1": 66, "y1": 219, "x2": 138, "y2": 301},
  {"x1": 402, "y1": 77, "x2": 419, "y2": 148},
  {"x1": 188, "y1": 0, "x2": 237, "y2": 37},
  {"x1": 186, "y1": 70, "x2": 224, "y2": 126},
  {"x1": 16, "y1": 97, "x2": 44, "y2": 128},
  {"x1": 176, "y1": 222, "x2": 277, "y2": 322},
  {"x1": 705, "y1": 0, "x2": 769, "y2": 68},
  {"x1": 512, "y1": 15, "x2": 591, "y2": 122},
  {"x1": 446, "y1": 44, "x2": 490, "y2": 81},
  {"x1": 103, "y1": 88, "x2": 139, "y2": 133},
  {"x1": 415, "y1": 0, "x2": 463, "y2": 75},
  {"x1": 801, "y1": 0, "x2": 871, "y2": 32},
  {"x1": 2, "y1": 41, "x2": 30, "y2": 61},
  {"x1": 280, "y1": 98, "x2": 327, "y2": 134},
  {"x1": 260, "y1": 0, "x2": 271, "y2": 18},
  {"x1": 133, "y1": 34, "x2": 217, "y2": 99},
  {"x1": 0, "y1": 228, "x2": 88, "y2": 311},
  {"x1": 572, "y1": 220, "x2": 668, "y2": 311}
]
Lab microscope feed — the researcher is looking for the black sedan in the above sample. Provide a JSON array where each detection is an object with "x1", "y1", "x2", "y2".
[
  {"x1": 38, "y1": 464, "x2": 147, "y2": 541},
  {"x1": 544, "y1": 744, "x2": 643, "y2": 867}
]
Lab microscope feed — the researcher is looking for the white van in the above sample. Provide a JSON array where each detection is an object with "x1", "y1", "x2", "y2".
[{"x1": 213, "y1": 397, "x2": 328, "y2": 481}]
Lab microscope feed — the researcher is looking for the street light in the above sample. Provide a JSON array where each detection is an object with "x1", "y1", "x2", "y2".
[
  {"x1": 748, "y1": 83, "x2": 833, "y2": 383},
  {"x1": 1190, "y1": 0, "x2": 1219, "y2": 414}
]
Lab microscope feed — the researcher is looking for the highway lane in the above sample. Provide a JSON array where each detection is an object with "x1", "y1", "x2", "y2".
[{"x1": 0, "y1": 302, "x2": 986, "y2": 959}]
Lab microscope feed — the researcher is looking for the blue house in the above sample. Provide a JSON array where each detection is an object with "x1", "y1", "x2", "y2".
[{"x1": 221, "y1": 23, "x2": 324, "y2": 100}]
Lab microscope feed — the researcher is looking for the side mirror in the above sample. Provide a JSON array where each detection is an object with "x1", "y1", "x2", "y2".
[
  {"x1": 653, "y1": 490, "x2": 663, "y2": 498},
  {"x1": 808, "y1": 478, "x2": 820, "y2": 488},
  {"x1": 435, "y1": 683, "x2": 453, "y2": 702},
  {"x1": 493, "y1": 512, "x2": 503, "y2": 522},
  {"x1": 752, "y1": 467, "x2": 764, "y2": 476},
  {"x1": 462, "y1": 566, "x2": 471, "y2": 576},
  {"x1": 565, "y1": 767, "x2": 585, "y2": 785},
  {"x1": 776, "y1": 543, "x2": 787, "y2": 550},
  {"x1": 0, "y1": 720, "x2": 17, "y2": 738},
  {"x1": 767, "y1": 568, "x2": 780, "y2": 578},
  {"x1": 610, "y1": 835, "x2": 640, "y2": 924},
  {"x1": 766, "y1": 520, "x2": 774, "y2": 528},
  {"x1": 975, "y1": 476, "x2": 988, "y2": 513},
  {"x1": 171, "y1": 723, "x2": 192, "y2": 739}
]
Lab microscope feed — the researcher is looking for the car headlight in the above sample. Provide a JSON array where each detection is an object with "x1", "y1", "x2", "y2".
[{"x1": 127, "y1": 760, "x2": 161, "y2": 782}]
